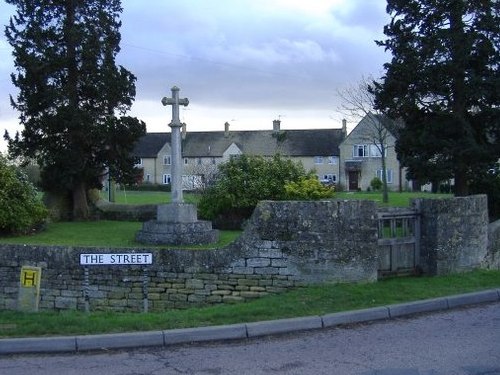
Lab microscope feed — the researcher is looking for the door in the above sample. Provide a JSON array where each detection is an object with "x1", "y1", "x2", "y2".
[{"x1": 348, "y1": 171, "x2": 359, "y2": 191}]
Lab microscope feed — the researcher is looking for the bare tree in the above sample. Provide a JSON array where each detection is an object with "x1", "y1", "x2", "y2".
[{"x1": 337, "y1": 76, "x2": 396, "y2": 203}]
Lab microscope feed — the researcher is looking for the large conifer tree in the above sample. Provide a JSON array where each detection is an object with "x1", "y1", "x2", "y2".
[
  {"x1": 4, "y1": 0, "x2": 145, "y2": 218},
  {"x1": 373, "y1": 0, "x2": 499, "y2": 195}
]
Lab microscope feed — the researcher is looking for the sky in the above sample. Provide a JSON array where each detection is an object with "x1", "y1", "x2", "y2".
[{"x1": 0, "y1": 0, "x2": 391, "y2": 152}]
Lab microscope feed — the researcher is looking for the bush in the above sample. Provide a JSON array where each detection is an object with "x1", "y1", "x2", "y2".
[
  {"x1": 284, "y1": 177, "x2": 335, "y2": 200},
  {"x1": 198, "y1": 154, "x2": 310, "y2": 228},
  {"x1": 0, "y1": 155, "x2": 48, "y2": 235},
  {"x1": 370, "y1": 177, "x2": 383, "y2": 191}
]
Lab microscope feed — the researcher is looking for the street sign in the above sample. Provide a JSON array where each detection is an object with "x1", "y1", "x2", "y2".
[{"x1": 80, "y1": 253, "x2": 153, "y2": 265}]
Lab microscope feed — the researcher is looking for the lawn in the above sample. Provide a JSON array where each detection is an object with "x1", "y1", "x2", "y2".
[
  {"x1": 101, "y1": 189, "x2": 449, "y2": 207},
  {"x1": 335, "y1": 191, "x2": 451, "y2": 207},
  {"x1": 0, "y1": 269, "x2": 498, "y2": 338},
  {"x1": 0, "y1": 221, "x2": 241, "y2": 248}
]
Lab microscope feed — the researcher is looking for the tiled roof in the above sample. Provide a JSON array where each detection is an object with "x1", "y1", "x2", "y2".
[
  {"x1": 134, "y1": 128, "x2": 344, "y2": 158},
  {"x1": 132, "y1": 133, "x2": 170, "y2": 158}
]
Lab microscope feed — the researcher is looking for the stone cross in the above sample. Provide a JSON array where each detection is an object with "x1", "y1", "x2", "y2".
[{"x1": 162, "y1": 86, "x2": 189, "y2": 203}]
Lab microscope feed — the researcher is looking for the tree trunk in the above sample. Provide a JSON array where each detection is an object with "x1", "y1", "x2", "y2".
[
  {"x1": 381, "y1": 149, "x2": 389, "y2": 203},
  {"x1": 72, "y1": 181, "x2": 89, "y2": 220},
  {"x1": 454, "y1": 168, "x2": 469, "y2": 196}
]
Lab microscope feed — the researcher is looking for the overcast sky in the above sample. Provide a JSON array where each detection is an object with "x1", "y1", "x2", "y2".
[{"x1": 0, "y1": 0, "x2": 391, "y2": 151}]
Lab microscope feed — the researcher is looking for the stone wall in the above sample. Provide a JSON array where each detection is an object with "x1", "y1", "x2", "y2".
[
  {"x1": 415, "y1": 195, "x2": 489, "y2": 275},
  {"x1": 0, "y1": 200, "x2": 379, "y2": 312},
  {"x1": 486, "y1": 219, "x2": 500, "y2": 270},
  {"x1": 94, "y1": 200, "x2": 156, "y2": 221},
  {"x1": 0, "y1": 196, "x2": 494, "y2": 313}
]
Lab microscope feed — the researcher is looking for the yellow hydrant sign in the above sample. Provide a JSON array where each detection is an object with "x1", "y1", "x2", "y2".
[{"x1": 18, "y1": 266, "x2": 42, "y2": 312}]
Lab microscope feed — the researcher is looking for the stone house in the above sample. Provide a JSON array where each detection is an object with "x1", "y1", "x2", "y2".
[
  {"x1": 133, "y1": 120, "x2": 346, "y2": 190},
  {"x1": 339, "y1": 113, "x2": 410, "y2": 191}
]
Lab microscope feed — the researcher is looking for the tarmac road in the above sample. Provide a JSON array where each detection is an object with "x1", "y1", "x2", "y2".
[{"x1": 1, "y1": 302, "x2": 499, "y2": 375}]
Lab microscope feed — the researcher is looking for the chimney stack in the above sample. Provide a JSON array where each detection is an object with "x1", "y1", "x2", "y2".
[
  {"x1": 342, "y1": 118, "x2": 347, "y2": 136},
  {"x1": 224, "y1": 122, "x2": 230, "y2": 137},
  {"x1": 273, "y1": 119, "x2": 281, "y2": 133}
]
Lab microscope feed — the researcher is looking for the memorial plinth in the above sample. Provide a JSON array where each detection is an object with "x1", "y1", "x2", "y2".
[{"x1": 136, "y1": 203, "x2": 219, "y2": 245}]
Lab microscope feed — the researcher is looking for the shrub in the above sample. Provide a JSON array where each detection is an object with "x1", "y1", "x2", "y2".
[
  {"x1": 198, "y1": 154, "x2": 310, "y2": 228},
  {"x1": 0, "y1": 155, "x2": 48, "y2": 235},
  {"x1": 284, "y1": 177, "x2": 335, "y2": 200},
  {"x1": 370, "y1": 177, "x2": 383, "y2": 191},
  {"x1": 470, "y1": 164, "x2": 500, "y2": 221}
]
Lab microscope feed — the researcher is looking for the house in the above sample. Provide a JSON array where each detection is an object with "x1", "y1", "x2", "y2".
[
  {"x1": 133, "y1": 120, "x2": 345, "y2": 189},
  {"x1": 339, "y1": 113, "x2": 410, "y2": 191}
]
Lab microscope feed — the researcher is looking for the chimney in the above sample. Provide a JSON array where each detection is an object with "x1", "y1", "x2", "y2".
[
  {"x1": 224, "y1": 121, "x2": 230, "y2": 137},
  {"x1": 273, "y1": 119, "x2": 281, "y2": 133},
  {"x1": 342, "y1": 118, "x2": 347, "y2": 136},
  {"x1": 182, "y1": 123, "x2": 187, "y2": 140}
]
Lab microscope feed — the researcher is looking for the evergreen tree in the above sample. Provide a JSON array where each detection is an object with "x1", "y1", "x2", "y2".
[
  {"x1": 372, "y1": 0, "x2": 499, "y2": 195},
  {"x1": 4, "y1": 0, "x2": 145, "y2": 219}
]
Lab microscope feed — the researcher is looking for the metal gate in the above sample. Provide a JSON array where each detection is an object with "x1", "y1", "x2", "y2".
[{"x1": 377, "y1": 208, "x2": 420, "y2": 277}]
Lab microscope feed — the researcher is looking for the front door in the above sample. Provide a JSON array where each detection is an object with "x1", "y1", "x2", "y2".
[{"x1": 348, "y1": 171, "x2": 359, "y2": 191}]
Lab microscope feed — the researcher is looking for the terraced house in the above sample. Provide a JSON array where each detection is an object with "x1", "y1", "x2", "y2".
[
  {"x1": 133, "y1": 115, "x2": 410, "y2": 191},
  {"x1": 133, "y1": 120, "x2": 345, "y2": 190}
]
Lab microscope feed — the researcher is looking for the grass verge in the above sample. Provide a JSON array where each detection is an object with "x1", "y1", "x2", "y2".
[{"x1": 0, "y1": 269, "x2": 498, "y2": 338}]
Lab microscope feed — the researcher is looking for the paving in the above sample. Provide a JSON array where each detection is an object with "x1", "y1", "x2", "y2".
[{"x1": 0, "y1": 289, "x2": 499, "y2": 355}]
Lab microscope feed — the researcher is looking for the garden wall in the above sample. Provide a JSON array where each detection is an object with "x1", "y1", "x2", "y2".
[
  {"x1": 415, "y1": 195, "x2": 489, "y2": 275},
  {"x1": 0, "y1": 200, "x2": 379, "y2": 312},
  {"x1": 0, "y1": 195, "x2": 495, "y2": 313},
  {"x1": 486, "y1": 219, "x2": 500, "y2": 270}
]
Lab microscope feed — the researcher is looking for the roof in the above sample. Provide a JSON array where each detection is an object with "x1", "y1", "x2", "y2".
[
  {"x1": 134, "y1": 128, "x2": 345, "y2": 158},
  {"x1": 344, "y1": 113, "x2": 402, "y2": 143},
  {"x1": 132, "y1": 133, "x2": 171, "y2": 158}
]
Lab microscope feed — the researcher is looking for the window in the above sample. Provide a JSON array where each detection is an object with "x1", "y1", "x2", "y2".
[
  {"x1": 163, "y1": 155, "x2": 171, "y2": 165},
  {"x1": 162, "y1": 174, "x2": 171, "y2": 185},
  {"x1": 135, "y1": 158, "x2": 143, "y2": 167},
  {"x1": 353, "y1": 145, "x2": 368, "y2": 157},
  {"x1": 211, "y1": 157, "x2": 216, "y2": 165},
  {"x1": 197, "y1": 158, "x2": 202, "y2": 165},
  {"x1": 354, "y1": 144, "x2": 386, "y2": 158},
  {"x1": 328, "y1": 156, "x2": 338, "y2": 165},
  {"x1": 324, "y1": 174, "x2": 337, "y2": 183},
  {"x1": 314, "y1": 156, "x2": 324, "y2": 164},
  {"x1": 370, "y1": 144, "x2": 386, "y2": 157},
  {"x1": 145, "y1": 174, "x2": 151, "y2": 182},
  {"x1": 377, "y1": 169, "x2": 393, "y2": 184},
  {"x1": 184, "y1": 158, "x2": 188, "y2": 165}
]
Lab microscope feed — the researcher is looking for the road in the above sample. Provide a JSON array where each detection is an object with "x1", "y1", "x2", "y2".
[{"x1": 1, "y1": 303, "x2": 499, "y2": 375}]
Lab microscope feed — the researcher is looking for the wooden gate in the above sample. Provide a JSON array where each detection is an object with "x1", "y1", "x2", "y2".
[{"x1": 377, "y1": 208, "x2": 420, "y2": 277}]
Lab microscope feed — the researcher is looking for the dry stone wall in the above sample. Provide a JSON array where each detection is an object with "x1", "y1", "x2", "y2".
[
  {"x1": 0, "y1": 196, "x2": 495, "y2": 313},
  {"x1": 415, "y1": 195, "x2": 489, "y2": 275},
  {"x1": 0, "y1": 200, "x2": 379, "y2": 312},
  {"x1": 486, "y1": 219, "x2": 500, "y2": 270}
]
